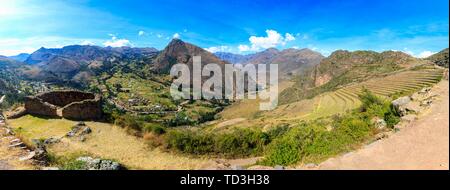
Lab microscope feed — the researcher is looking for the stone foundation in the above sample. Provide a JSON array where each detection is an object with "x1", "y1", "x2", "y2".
[{"x1": 24, "y1": 90, "x2": 102, "y2": 120}]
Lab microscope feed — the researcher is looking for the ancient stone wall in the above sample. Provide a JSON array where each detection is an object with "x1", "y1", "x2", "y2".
[
  {"x1": 24, "y1": 91, "x2": 102, "y2": 120},
  {"x1": 62, "y1": 96, "x2": 102, "y2": 120},
  {"x1": 24, "y1": 96, "x2": 58, "y2": 117},
  {"x1": 36, "y1": 91, "x2": 95, "y2": 107}
]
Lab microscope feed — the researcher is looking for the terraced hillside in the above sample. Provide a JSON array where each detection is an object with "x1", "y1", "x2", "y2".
[{"x1": 273, "y1": 64, "x2": 444, "y2": 121}]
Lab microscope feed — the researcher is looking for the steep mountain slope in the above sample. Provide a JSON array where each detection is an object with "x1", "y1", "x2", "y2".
[
  {"x1": 152, "y1": 39, "x2": 229, "y2": 74},
  {"x1": 427, "y1": 48, "x2": 449, "y2": 68},
  {"x1": 268, "y1": 48, "x2": 324, "y2": 78},
  {"x1": 279, "y1": 50, "x2": 424, "y2": 104}
]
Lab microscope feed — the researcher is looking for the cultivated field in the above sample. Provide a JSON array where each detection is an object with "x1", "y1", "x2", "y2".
[
  {"x1": 275, "y1": 65, "x2": 444, "y2": 121},
  {"x1": 218, "y1": 65, "x2": 444, "y2": 126}
]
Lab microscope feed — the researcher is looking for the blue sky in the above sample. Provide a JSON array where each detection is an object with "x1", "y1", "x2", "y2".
[{"x1": 0, "y1": 0, "x2": 448, "y2": 57}]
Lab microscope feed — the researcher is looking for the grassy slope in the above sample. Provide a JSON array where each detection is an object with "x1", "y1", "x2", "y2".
[
  {"x1": 218, "y1": 64, "x2": 444, "y2": 128},
  {"x1": 8, "y1": 115, "x2": 213, "y2": 169}
]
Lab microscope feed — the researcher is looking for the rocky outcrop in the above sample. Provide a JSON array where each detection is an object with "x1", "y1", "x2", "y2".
[
  {"x1": 392, "y1": 87, "x2": 440, "y2": 119},
  {"x1": 76, "y1": 157, "x2": 122, "y2": 170},
  {"x1": 24, "y1": 90, "x2": 102, "y2": 120}
]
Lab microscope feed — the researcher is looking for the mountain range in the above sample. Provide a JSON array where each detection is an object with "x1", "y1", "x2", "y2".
[
  {"x1": 1, "y1": 39, "x2": 447, "y2": 101},
  {"x1": 215, "y1": 48, "x2": 324, "y2": 78},
  {"x1": 7, "y1": 53, "x2": 30, "y2": 62}
]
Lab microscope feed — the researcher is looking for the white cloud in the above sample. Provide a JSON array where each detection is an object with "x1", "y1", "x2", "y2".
[
  {"x1": 173, "y1": 33, "x2": 180, "y2": 39},
  {"x1": 416, "y1": 51, "x2": 435, "y2": 58},
  {"x1": 103, "y1": 35, "x2": 131, "y2": 47},
  {"x1": 138, "y1": 30, "x2": 145, "y2": 36},
  {"x1": 205, "y1": 46, "x2": 230, "y2": 53},
  {"x1": 238, "y1": 29, "x2": 297, "y2": 52},
  {"x1": 80, "y1": 40, "x2": 95, "y2": 45},
  {"x1": 183, "y1": 29, "x2": 188, "y2": 33},
  {"x1": 285, "y1": 33, "x2": 296, "y2": 41},
  {"x1": 238, "y1": 45, "x2": 251, "y2": 52},
  {"x1": 157, "y1": 34, "x2": 163, "y2": 38}
]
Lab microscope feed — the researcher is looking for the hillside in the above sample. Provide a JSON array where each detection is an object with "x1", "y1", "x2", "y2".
[
  {"x1": 7, "y1": 53, "x2": 30, "y2": 62},
  {"x1": 152, "y1": 39, "x2": 229, "y2": 74},
  {"x1": 22, "y1": 45, "x2": 158, "y2": 86},
  {"x1": 427, "y1": 48, "x2": 449, "y2": 68},
  {"x1": 279, "y1": 50, "x2": 424, "y2": 104},
  {"x1": 0, "y1": 56, "x2": 24, "y2": 94}
]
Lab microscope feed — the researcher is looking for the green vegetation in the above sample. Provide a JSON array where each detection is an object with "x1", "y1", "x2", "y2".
[
  {"x1": 164, "y1": 128, "x2": 271, "y2": 157},
  {"x1": 47, "y1": 152, "x2": 90, "y2": 170},
  {"x1": 261, "y1": 89, "x2": 400, "y2": 166},
  {"x1": 161, "y1": 89, "x2": 401, "y2": 165}
]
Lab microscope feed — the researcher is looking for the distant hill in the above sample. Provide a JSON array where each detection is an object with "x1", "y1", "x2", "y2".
[
  {"x1": 21, "y1": 45, "x2": 158, "y2": 86},
  {"x1": 279, "y1": 50, "x2": 423, "y2": 104},
  {"x1": 215, "y1": 48, "x2": 324, "y2": 79},
  {"x1": 427, "y1": 48, "x2": 449, "y2": 68},
  {"x1": 214, "y1": 52, "x2": 250, "y2": 65},
  {"x1": 7, "y1": 53, "x2": 30, "y2": 62},
  {"x1": 0, "y1": 56, "x2": 24, "y2": 95}
]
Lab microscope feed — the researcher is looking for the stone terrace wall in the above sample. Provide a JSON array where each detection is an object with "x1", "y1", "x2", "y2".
[
  {"x1": 62, "y1": 96, "x2": 102, "y2": 120},
  {"x1": 36, "y1": 91, "x2": 95, "y2": 107},
  {"x1": 24, "y1": 91, "x2": 102, "y2": 120},
  {"x1": 24, "y1": 96, "x2": 58, "y2": 117}
]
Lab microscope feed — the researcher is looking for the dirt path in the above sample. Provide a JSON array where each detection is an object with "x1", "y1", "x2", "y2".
[{"x1": 314, "y1": 80, "x2": 449, "y2": 170}]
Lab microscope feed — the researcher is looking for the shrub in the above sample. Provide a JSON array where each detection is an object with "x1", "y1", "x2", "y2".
[
  {"x1": 114, "y1": 113, "x2": 143, "y2": 131},
  {"x1": 143, "y1": 123, "x2": 166, "y2": 135},
  {"x1": 358, "y1": 88, "x2": 400, "y2": 128},
  {"x1": 164, "y1": 128, "x2": 270, "y2": 157},
  {"x1": 165, "y1": 111, "x2": 196, "y2": 127},
  {"x1": 47, "y1": 152, "x2": 89, "y2": 170}
]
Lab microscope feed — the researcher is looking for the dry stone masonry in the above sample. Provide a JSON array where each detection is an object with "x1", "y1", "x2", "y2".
[{"x1": 24, "y1": 91, "x2": 102, "y2": 120}]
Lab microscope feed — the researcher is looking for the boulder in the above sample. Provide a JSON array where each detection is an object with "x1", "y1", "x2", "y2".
[
  {"x1": 19, "y1": 151, "x2": 36, "y2": 161},
  {"x1": 392, "y1": 96, "x2": 411, "y2": 116},
  {"x1": 41, "y1": 167, "x2": 60, "y2": 170},
  {"x1": 274, "y1": 165, "x2": 285, "y2": 170},
  {"x1": 44, "y1": 137, "x2": 61, "y2": 145},
  {"x1": 404, "y1": 101, "x2": 422, "y2": 114},
  {"x1": 80, "y1": 127, "x2": 92, "y2": 135},
  {"x1": 374, "y1": 118, "x2": 387, "y2": 130},
  {"x1": 246, "y1": 165, "x2": 275, "y2": 170},
  {"x1": 304, "y1": 163, "x2": 317, "y2": 169},
  {"x1": 231, "y1": 165, "x2": 245, "y2": 170},
  {"x1": 31, "y1": 139, "x2": 47, "y2": 160},
  {"x1": 76, "y1": 156, "x2": 122, "y2": 170}
]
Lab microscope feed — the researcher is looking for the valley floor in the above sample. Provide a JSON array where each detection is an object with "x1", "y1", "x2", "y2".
[{"x1": 300, "y1": 80, "x2": 449, "y2": 170}]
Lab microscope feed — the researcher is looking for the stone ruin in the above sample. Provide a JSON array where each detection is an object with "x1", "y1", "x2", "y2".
[{"x1": 24, "y1": 90, "x2": 102, "y2": 120}]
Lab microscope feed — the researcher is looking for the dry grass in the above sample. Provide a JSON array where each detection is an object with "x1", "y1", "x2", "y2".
[{"x1": 7, "y1": 115, "x2": 214, "y2": 169}]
